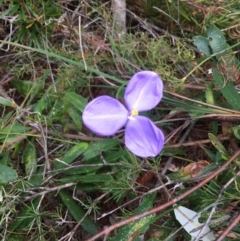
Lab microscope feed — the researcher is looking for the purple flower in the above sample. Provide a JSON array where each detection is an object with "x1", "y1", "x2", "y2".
[{"x1": 82, "y1": 71, "x2": 164, "y2": 157}]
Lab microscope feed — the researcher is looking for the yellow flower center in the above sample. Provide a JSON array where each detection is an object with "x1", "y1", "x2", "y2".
[{"x1": 131, "y1": 109, "x2": 138, "y2": 116}]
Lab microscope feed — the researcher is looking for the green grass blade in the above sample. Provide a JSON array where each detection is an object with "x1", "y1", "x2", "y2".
[
  {"x1": 0, "y1": 40, "x2": 127, "y2": 85},
  {"x1": 208, "y1": 133, "x2": 229, "y2": 160}
]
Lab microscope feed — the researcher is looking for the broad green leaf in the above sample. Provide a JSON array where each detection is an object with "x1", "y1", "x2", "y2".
[
  {"x1": 4, "y1": 234, "x2": 24, "y2": 241},
  {"x1": 68, "y1": 106, "x2": 82, "y2": 131},
  {"x1": 54, "y1": 142, "x2": 88, "y2": 170},
  {"x1": 104, "y1": 149, "x2": 128, "y2": 162},
  {"x1": 163, "y1": 148, "x2": 186, "y2": 156},
  {"x1": 207, "y1": 26, "x2": 240, "y2": 76},
  {"x1": 62, "y1": 149, "x2": 126, "y2": 176},
  {"x1": 84, "y1": 139, "x2": 120, "y2": 160},
  {"x1": 193, "y1": 36, "x2": 211, "y2": 56},
  {"x1": 64, "y1": 156, "x2": 105, "y2": 176},
  {"x1": 62, "y1": 158, "x2": 101, "y2": 176},
  {"x1": 202, "y1": 147, "x2": 217, "y2": 162},
  {"x1": 76, "y1": 183, "x2": 100, "y2": 191},
  {"x1": 109, "y1": 193, "x2": 156, "y2": 241},
  {"x1": 22, "y1": 141, "x2": 37, "y2": 176},
  {"x1": 58, "y1": 173, "x2": 111, "y2": 184},
  {"x1": 213, "y1": 69, "x2": 240, "y2": 111},
  {"x1": 0, "y1": 164, "x2": 17, "y2": 184},
  {"x1": 207, "y1": 26, "x2": 228, "y2": 54},
  {"x1": 11, "y1": 79, "x2": 33, "y2": 96},
  {"x1": 59, "y1": 189, "x2": 98, "y2": 235},
  {"x1": 208, "y1": 133, "x2": 229, "y2": 160},
  {"x1": 64, "y1": 92, "x2": 87, "y2": 112}
]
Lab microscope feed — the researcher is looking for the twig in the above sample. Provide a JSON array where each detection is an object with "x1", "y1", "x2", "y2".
[
  {"x1": 47, "y1": 130, "x2": 103, "y2": 141},
  {"x1": 43, "y1": 41, "x2": 57, "y2": 93},
  {"x1": 23, "y1": 183, "x2": 76, "y2": 201},
  {"x1": 153, "y1": 6, "x2": 185, "y2": 37},
  {"x1": 34, "y1": 118, "x2": 53, "y2": 184},
  {"x1": 0, "y1": 129, "x2": 38, "y2": 149},
  {"x1": 60, "y1": 192, "x2": 109, "y2": 241},
  {"x1": 216, "y1": 214, "x2": 240, "y2": 241},
  {"x1": 85, "y1": 150, "x2": 240, "y2": 241},
  {"x1": 164, "y1": 90, "x2": 240, "y2": 115},
  {"x1": 193, "y1": 169, "x2": 240, "y2": 241},
  {"x1": 78, "y1": 16, "x2": 87, "y2": 71},
  {"x1": 111, "y1": 0, "x2": 126, "y2": 34},
  {"x1": 165, "y1": 135, "x2": 230, "y2": 148},
  {"x1": 162, "y1": 120, "x2": 195, "y2": 175}
]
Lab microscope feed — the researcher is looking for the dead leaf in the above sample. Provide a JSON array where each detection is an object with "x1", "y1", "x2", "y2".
[{"x1": 183, "y1": 160, "x2": 210, "y2": 177}]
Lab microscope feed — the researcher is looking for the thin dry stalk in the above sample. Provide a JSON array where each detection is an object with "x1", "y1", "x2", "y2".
[
  {"x1": 216, "y1": 214, "x2": 240, "y2": 241},
  {"x1": 85, "y1": 150, "x2": 240, "y2": 241}
]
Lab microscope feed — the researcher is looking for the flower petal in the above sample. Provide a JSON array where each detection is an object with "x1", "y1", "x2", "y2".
[
  {"x1": 83, "y1": 96, "x2": 128, "y2": 136},
  {"x1": 124, "y1": 71, "x2": 163, "y2": 112},
  {"x1": 125, "y1": 116, "x2": 164, "y2": 157}
]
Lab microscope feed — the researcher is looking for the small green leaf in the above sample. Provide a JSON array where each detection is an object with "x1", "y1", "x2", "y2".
[
  {"x1": 0, "y1": 164, "x2": 17, "y2": 184},
  {"x1": 68, "y1": 106, "x2": 82, "y2": 131},
  {"x1": 33, "y1": 98, "x2": 45, "y2": 114},
  {"x1": 207, "y1": 26, "x2": 228, "y2": 54},
  {"x1": 11, "y1": 80, "x2": 33, "y2": 96},
  {"x1": 0, "y1": 97, "x2": 16, "y2": 108},
  {"x1": 229, "y1": 125, "x2": 240, "y2": 140},
  {"x1": 59, "y1": 190, "x2": 98, "y2": 235},
  {"x1": 54, "y1": 142, "x2": 88, "y2": 169},
  {"x1": 1, "y1": 111, "x2": 13, "y2": 126},
  {"x1": 193, "y1": 36, "x2": 211, "y2": 56},
  {"x1": 213, "y1": 70, "x2": 240, "y2": 111},
  {"x1": 22, "y1": 141, "x2": 37, "y2": 176},
  {"x1": 208, "y1": 133, "x2": 229, "y2": 160},
  {"x1": 64, "y1": 92, "x2": 87, "y2": 112},
  {"x1": 205, "y1": 83, "x2": 215, "y2": 105},
  {"x1": 0, "y1": 152, "x2": 9, "y2": 165}
]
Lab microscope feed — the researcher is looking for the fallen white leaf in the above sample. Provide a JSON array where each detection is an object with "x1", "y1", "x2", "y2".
[{"x1": 174, "y1": 205, "x2": 215, "y2": 241}]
